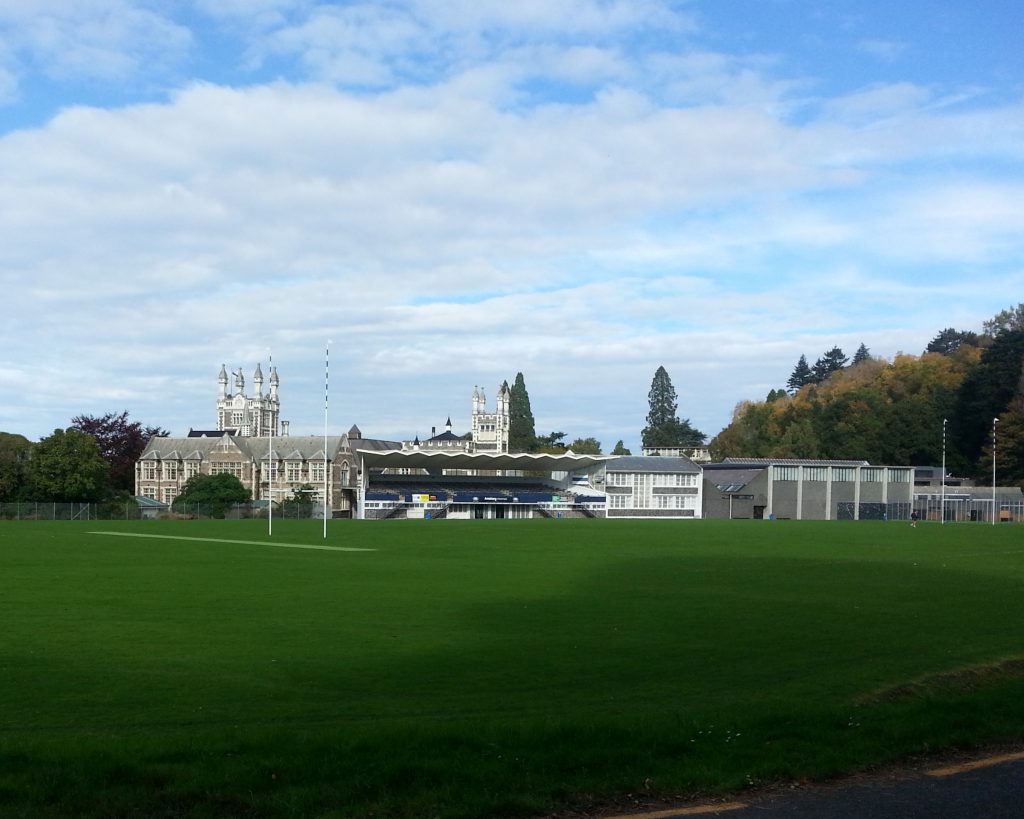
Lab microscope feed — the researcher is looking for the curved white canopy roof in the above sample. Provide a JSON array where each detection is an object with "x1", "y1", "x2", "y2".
[{"x1": 356, "y1": 448, "x2": 609, "y2": 472}]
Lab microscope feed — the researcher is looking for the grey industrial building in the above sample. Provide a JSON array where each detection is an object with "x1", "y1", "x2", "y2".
[{"x1": 702, "y1": 459, "x2": 915, "y2": 520}]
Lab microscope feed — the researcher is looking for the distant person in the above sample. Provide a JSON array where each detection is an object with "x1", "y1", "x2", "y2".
[{"x1": 910, "y1": 510, "x2": 919, "y2": 528}]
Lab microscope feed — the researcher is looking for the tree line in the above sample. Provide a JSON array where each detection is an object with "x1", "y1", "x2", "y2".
[
  {"x1": 712, "y1": 304, "x2": 1024, "y2": 486},
  {"x1": 0, "y1": 412, "x2": 274, "y2": 514},
  {"x1": 5, "y1": 303, "x2": 1021, "y2": 503},
  {"x1": 0, "y1": 412, "x2": 168, "y2": 504}
]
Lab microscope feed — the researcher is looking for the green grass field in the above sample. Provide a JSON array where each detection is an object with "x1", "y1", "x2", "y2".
[{"x1": 3, "y1": 519, "x2": 1024, "y2": 818}]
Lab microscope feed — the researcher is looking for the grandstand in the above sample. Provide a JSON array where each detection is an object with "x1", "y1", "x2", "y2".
[{"x1": 357, "y1": 449, "x2": 608, "y2": 520}]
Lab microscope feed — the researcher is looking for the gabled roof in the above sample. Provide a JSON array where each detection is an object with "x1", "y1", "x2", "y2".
[
  {"x1": 427, "y1": 430, "x2": 464, "y2": 442},
  {"x1": 139, "y1": 433, "x2": 394, "y2": 462}
]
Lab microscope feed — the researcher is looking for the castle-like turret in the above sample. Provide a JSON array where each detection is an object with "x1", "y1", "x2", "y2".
[
  {"x1": 216, "y1": 363, "x2": 287, "y2": 437},
  {"x1": 470, "y1": 383, "x2": 510, "y2": 453}
]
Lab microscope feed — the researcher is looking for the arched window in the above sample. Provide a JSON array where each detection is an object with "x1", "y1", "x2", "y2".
[{"x1": 341, "y1": 461, "x2": 350, "y2": 485}]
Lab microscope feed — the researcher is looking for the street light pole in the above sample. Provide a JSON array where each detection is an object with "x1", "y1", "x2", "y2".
[
  {"x1": 268, "y1": 351, "x2": 273, "y2": 538},
  {"x1": 992, "y1": 417, "x2": 999, "y2": 526},
  {"x1": 324, "y1": 341, "x2": 329, "y2": 540},
  {"x1": 941, "y1": 418, "x2": 947, "y2": 525}
]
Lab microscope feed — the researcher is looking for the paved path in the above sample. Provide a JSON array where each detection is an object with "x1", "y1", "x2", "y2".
[{"x1": 605, "y1": 751, "x2": 1024, "y2": 819}]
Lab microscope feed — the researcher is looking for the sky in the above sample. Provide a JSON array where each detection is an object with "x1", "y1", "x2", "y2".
[{"x1": 1, "y1": 0, "x2": 1022, "y2": 453}]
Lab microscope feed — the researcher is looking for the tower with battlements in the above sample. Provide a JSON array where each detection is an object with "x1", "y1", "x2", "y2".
[
  {"x1": 470, "y1": 382, "x2": 510, "y2": 453},
  {"x1": 215, "y1": 363, "x2": 288, "y2": 437}
]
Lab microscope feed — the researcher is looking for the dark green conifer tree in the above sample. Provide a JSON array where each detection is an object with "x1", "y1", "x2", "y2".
[
  {"x1": 811, "y1": 346, "x2": 849, "y2": 382},
  {"x1": 508, "y1": 372, "x2": 536, "y2": 452},
  {"x1": 642, "y1": 366, "x2": 705, "y2": 448},
  {"x1": 787, "y1": 355, "x2": 814, "y2": 393}
]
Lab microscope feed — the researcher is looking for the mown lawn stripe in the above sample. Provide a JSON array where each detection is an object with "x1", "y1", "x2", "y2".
[{"x1": 87, "y1": 530, "x2": 375, "y2": 551}]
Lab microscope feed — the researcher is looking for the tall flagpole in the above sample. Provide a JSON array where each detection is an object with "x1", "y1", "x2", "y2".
[
  {"x1": 324, "y1": 341, "x2": 330, "y2": 539},
  {"x1": 268, "y1": 352, "x2": 273, "y2": 538}
]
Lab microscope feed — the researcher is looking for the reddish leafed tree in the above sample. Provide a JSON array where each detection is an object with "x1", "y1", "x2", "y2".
[{"x1": 71, "y1": 411, "x2": 169, "y2": 493}]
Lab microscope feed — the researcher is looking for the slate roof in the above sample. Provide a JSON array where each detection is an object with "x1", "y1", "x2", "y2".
[
  {"x1": 701, "y1": 467, "x2": 762, "y2": 492},
  {"x1": 605, "y1": 455, "x2": 700, "y2": 473},
  {"x1": 720, "y1": 457, "x2": 869, "y2": 467},
  {"x1": 140, "y1": 433, "x2": 399, "y2": 461},
  {"x1": 427, "y1": 430, "x2": 464, "y2": 442}
]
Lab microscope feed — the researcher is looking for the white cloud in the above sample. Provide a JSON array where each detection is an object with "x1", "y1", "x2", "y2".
[
  {"x1": 823, "y1": 81, "x2": 933, "y2": 122},
  {"x1": 0, "y1": 1, "x2": 192, "y2": 94},
  {"x1": 244, "y1": 0, "x2": 696, "y2": 90},
  {"x1": 1, "y1": 4, "x2": 1022, "y2": 448},
  {"x1": 857, "y1": 38, "x2": 908, "y2": 63}
]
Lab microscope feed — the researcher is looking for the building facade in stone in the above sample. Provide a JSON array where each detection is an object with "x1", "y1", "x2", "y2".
[
  {"x1": 470, "y1": 383, "x2": 510, "y2": 454},
  {"x1": 135, "y1": 427, "x2": 398, "y2": 515},
  {"x1": 135, "y1": 365, "x2": 398, "y2": 515},
  {"x1": 401, "y1": 385, "x2": 511, "y2": 456},
  {"x1": 215, "y1": 363, "x2": 288, "y2": 437}
]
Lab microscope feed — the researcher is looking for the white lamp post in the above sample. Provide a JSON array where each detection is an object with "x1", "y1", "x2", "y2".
[
  {"x1": 268, "y1": 351, "x2": 274, "y2": 537},
  {"x1": 992, "y1": 417, "x2": 999, "y2": 526},
  {"x1": 324, "y1": 341, "x2": 330, "y2": 540},
  {"x1": 941, "y1": 418, "x2": 947, "y2": 525}
]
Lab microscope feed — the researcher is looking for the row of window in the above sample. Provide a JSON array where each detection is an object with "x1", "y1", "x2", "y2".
[
  {"x1": 608, "y1": 494, "x2": 696, "y2": 510},
  {"x1": 146, "y1": 487, "x2": 330, "y2": 505},
  {"x1": 141, "y1": 461, "x2": 343, "y2": 483},
  {"x1": 606, "y1": 472, "x2": 698, "y2": 488},
  {"x1": 141, "y1": 487, "x2": 177, "y2": 503},
  {"x1": 142, "y1": 462, "x2": 203, "y2": 481},
  {"x1": 773, "y1": 466, "x2": 912, "y2": 483}
]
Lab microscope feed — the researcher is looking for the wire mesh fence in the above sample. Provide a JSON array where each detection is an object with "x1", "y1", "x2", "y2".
[
  {"x1": 0, "y1": 502, "x2": 324, "y2": 521},
  {"x1": 1, "y1": 500, "x2": 1020, "y2": 523},
  {"x1": 913, "y1": 496, "x2": 1024, "y2": 524}
]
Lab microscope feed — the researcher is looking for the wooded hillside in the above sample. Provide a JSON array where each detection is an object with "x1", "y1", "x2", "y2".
[{"x1": 711, "y1": 307, "x2": 1024, "y2": 487}]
